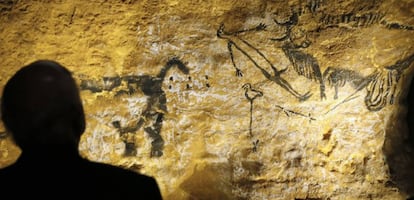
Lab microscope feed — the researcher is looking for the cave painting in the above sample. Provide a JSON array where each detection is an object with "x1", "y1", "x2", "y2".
[
  {"x1": 242, "y1": 83, "x2": 263, "y2": 138},
  {"x1": 365, "y1": 54, "x2": 414, "y2": 111},
  {"x1": 217, "y1": 24, "x2": 312, "y2": 102},
  {"x1": 275, "y1": 105, "x2": 316, "y2": 123},
  {"x1": 80, "y1": 57, "x2": 189, "y2": 157},
  {"x1": 242, "y1": 83, "x2": 263, "y2": 152},
  {"x1": 217, "y1": 0, "x2": 414, "y2": 112},
  {"x1": 324, "y1": 54, "x2": 414, "y2": 113},
  {"x1": 77, "y1": 1, "x2": 414, "y2": 159}
]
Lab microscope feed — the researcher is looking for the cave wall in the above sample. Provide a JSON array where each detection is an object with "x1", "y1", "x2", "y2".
[{"x1": 1, "y1": 0, "x2": 414, "y2": 199}]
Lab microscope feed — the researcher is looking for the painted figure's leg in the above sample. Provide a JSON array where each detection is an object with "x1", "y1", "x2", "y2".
[
  {"x1": 228, "y1": 41, "x2": 243, "y2": 77},
  {"x1": 145, "y1": 113, "x2": 165, "y2": 157}
]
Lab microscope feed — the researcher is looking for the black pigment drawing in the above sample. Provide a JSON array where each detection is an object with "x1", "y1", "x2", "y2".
[
  {"x1": 325, "y1": 53, "x2": 414, "y2": 113},
  {"x1": 242, "y1": 83, "x2": 263, "y2": 137},
  {"x1": 275, "y1": 105, "x2": 316, "y2": 122},
  {"x1": 242, "y1": 83, "x2": 263, "y2": 152},
  {"x1": 217, "y1": 1, "x2": 414, "y2": 112},
  {"x1": 292, "y1": 0, "x2": 413, "y2": 30},
  {"x1": 282, "y1": 44, "x2": 326, "y2": 100},
  {"x1": 365, "y1": 53, "x2": 414, "y2": 111},
  {"x1": 323, "y1": 67, "x2": 376, "y2": 114},
  {"x1": 320, "y1": 12, "x2": 385, "y2": 28},
  {"x1": 80, "y1": 57, "x2": 189, "y2": 157},
  {"x1": 217, "y1": 24, "x2": 312, "y2": 102},
  {"x1": 216, "y1": 4, "x2": 327, "y2": 101},
  {"x1": 323, "y1": 67, "x2": 369, "y2": 100},
  {"x1": 252, "y1": 139, "x2": 259, "y2": 153},
  {"x1": 320, "y1": 11, "x2": 414, "y2": 30},
  {"x1": 267, "y1": 9, "x2": 326, "y2": 101}
]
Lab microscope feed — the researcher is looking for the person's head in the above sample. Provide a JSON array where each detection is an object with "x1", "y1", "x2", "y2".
[{"x1": 1, "y1": 60, "x2": 85, "y2": 150}]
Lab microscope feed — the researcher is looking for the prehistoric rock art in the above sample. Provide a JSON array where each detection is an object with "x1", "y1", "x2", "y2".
[
  {"x1": 1, "y1": 0, "x2": 414, "y2": 199},
  {"x1": 218, "y1": 0, "x2": 414, "y2": 112},
  {"x1": 242, "y1": 83, "x2": 263, "y2": 152},
  {"x1": 325, "y1": 54, "x2": 414, "y2": 113},
  {"x1": 275, "y1": 105, "x2": 316, "y2": 122},
  {"x1": 364, "y1": 54, "x2": 414, "y2": 111},
  {"x1": 242, "y1": 83, "x2": 263, "y2": 138},
  {"x1": 80, "y1": 57, "x2": 189, "y2": 157},
  {"x1": 217, "y1": 24, "x2": 312, "y2": 102},
  {"x1": 323, "y1": 67, "x2": 368, "y2": 100}
]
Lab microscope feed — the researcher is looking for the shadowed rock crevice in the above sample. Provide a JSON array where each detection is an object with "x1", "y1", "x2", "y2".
[{"x1": 383, "y1": 74, "x2": 414, "y2": 199}]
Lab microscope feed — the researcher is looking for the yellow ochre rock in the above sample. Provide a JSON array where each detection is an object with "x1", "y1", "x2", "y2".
[{"x1": 1, "y1": 0, "x2": 414, "y2": 199}]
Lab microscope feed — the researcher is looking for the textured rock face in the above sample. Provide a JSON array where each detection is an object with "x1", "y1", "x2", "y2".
[{"x1": 1, "y1": 0, "x2": 414, "y2": 199}]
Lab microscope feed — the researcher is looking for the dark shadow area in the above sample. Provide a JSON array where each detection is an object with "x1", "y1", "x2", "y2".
[
  {"x1": 384, "y1": 75, "x2": 414, "y2": 199},
  {"x1": 407, "y1": 76, "x2": 414, "y2": 151},
  {"x1": 404, "y1": 77, "x2": 414, "y2": 200}
]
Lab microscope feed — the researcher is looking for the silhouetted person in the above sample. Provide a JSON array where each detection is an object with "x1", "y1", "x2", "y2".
[{"x1": 0, "y1": 60, "x2": 163, "y2": 199}]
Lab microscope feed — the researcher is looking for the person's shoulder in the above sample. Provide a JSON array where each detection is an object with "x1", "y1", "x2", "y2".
[
  {"x1": 0, "y1": 164, "x2": 16, "y2": 178},
  {"x1": 0, "y1": 161, "x2": 26, "y2": 179},
  {"x1": 81, "y1": 159, "x2": 163, "y2": 199},
  {"x1": 84, "y1": 160, "x2": 152, "y2": 179}
]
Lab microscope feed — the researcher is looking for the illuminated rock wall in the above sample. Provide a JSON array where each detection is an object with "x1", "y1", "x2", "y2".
[{"x1": 1, "y1": 0, "x2": 414, "y2": 199}]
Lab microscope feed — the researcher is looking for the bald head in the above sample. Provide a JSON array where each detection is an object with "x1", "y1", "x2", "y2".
[{"x1": 1, "y1": 60, "x2": 85, "y2": 149}]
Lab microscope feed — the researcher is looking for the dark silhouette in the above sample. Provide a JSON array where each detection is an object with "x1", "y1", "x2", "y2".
[
  {"x1": 404, "y1": 74, "x2": 414, "y2": 200},
  {"x1": 408, "y1": 75, "x2": 414, "y2": 148},
  {"x1": 0, "y1": 60, "x2": 163, "y2": 199}
]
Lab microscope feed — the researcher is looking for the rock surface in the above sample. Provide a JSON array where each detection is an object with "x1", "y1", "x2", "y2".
[{"x1": 1, "y1": 0, "x2": 414, "y2": 199}]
